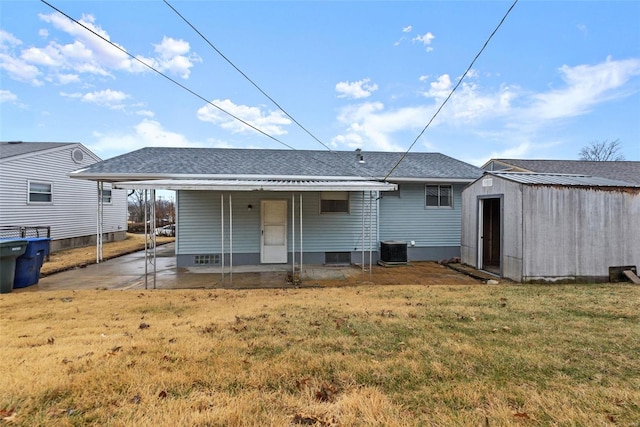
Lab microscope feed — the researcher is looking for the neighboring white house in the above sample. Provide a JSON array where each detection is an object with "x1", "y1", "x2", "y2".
[{"x1": 0, "y1": 141, "x2": 128, "y2": 252}]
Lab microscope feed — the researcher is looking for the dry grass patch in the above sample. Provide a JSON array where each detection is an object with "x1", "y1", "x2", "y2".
[
  {"x1": 41, "y1": 233, "x2": 174, "y2": 276},
  {"x1": 1, "y1": 284, "x2": 639, "y2": 425}
]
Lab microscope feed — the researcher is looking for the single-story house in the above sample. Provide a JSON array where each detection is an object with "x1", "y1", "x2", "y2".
[
  {"x1": 71, "y1": 147, "x2": 483, "y2": 268},
  {"x1": 482, "y1": 158, "x2": 640, "y2": 184},
  {"x1": 461, "y1": 171, "x2": 640, "y2": 282},
  {"x1": 0, "y1": 141, "x2": 128, "y2": 252}
]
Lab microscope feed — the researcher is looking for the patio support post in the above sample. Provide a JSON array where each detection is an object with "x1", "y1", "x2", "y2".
[
  {"x1": 144, "y1": 189, "x2": 157, "y2": 289},
  {"x1": 299, "y1": 194, "x2": 303, "y2": 275},
  {"x1": 369, "y1": 191, "x2": 373, "y2": 280},
  {"x1": 96, "y1": 181, "x2": 103, "y2": 264},
  {"x1": 229, "y1": 194, "x2": 233, "y2": 285},
  {"x1": 292, "y1": 194, "x2": 295, "y2": 277},
  {"x1": 221, "y1": 193, "x2": 224, "y2": 285},
  {"x1": 144, "y1": 189, "x2": 148, "y2": 288},
  {"x1": 361, "y1": 191, "x2": 365, "y2": 274},
  {"x1": 151, "y1": 189, "x2": 156, "y2": 290}
]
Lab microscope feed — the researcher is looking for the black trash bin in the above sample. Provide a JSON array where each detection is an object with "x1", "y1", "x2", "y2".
[
  {"x1": 0, "y1": 239, "x2": 28, "y2": 293},
  {"x1": 14, "y1": 237, "x2": 51, "y2": 289}
]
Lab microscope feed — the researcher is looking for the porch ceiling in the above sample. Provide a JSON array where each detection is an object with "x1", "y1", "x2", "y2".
[{"x1": 113, "y1": 179, "x2": 397, "y2": 192}]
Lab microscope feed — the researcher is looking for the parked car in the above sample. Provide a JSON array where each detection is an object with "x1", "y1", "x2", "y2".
[{"x1": 155, "y1": 224, "x2": 175, "y2": 237}]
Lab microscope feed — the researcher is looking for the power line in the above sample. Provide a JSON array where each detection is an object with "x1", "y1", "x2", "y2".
[
  {"x1": 163, "y1": 0, "x2": 334, "y2": 152},
  {"x1": 39, "y1": 0, "x2": 297, "y2": 151},
  {"x1": 384, "y1": 0, "x2": 519, "y2": 181}
]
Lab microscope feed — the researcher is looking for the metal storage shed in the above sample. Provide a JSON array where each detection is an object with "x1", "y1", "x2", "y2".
[{"x1": 461, "y1": 172, "x2": 640, "y2": 283}]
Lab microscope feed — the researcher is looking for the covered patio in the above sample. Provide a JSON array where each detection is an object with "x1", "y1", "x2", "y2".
[{"x1": 98, "y1": 178, "x2": 397, "y2": 289}]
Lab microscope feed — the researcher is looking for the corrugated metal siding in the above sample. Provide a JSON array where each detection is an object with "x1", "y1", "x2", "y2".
[
  {"x1": 461, "y1": 176, "x2": 524, "y2": 281},
  {"x1": 522, "y1": 186, "x2": 640, "y2": 279},
  {"x1": 379, "y1": 183, "x2": 463, "y2": 247},
  {"x1": 0, "y1": 146, "x2": 127, "y2": 240},
  {"x1": 176, "y1": 190, "x2": 377, "y2": 255}
]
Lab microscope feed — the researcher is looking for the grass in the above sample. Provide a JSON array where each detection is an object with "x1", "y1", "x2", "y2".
[{"x1": 1, "y1": 283, "x2": 639, "y2": 426}]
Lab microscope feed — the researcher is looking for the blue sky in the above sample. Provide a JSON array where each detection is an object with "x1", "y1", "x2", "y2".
[{"x1": 1, "y1": 0, "x2": 639, "y2": 166}]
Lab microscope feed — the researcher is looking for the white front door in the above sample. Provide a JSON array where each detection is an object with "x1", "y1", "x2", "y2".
[{"x1": 261, "y1": 200, "x2": 287, "y2": 263}]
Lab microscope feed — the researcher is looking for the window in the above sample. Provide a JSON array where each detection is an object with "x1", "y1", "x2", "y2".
[
  {"x1": 101, "y1": 189, "x2": 112, "y2": 204},
  {"x1": 28, "y1": 181, "x2": 53, "y2": 203},
  {"x1": 425, "y1": 185, "x2": 453, "y2": 208},
  {"x1": 320, "y1": 191, "x2": 349, "y2": 214}
]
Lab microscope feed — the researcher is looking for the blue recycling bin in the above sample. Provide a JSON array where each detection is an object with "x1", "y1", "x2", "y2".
[
  {"x1": 0, "y1": 239, "x2": 28, "y2": 293},
  {"x1": 14, "y1": 237, "x2": 51, "y2": 288}
]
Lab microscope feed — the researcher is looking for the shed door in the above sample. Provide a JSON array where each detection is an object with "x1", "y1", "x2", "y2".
[
  {"x1": 480, "y1": 197, "x2": 501, "y2": 273},
  {"x1": 261, "y1": 200, "x2": 287, "y2": 263}
]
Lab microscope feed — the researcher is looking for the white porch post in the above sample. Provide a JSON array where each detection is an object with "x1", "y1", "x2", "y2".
[
  {"x1": 291, "y1": 194, "x2": 295, "y2": 277},
  {"x1": 96, "y1": 181, "x2": 103, "y2": 264},
  {"x1": 229, "y1": 193, "x2": 233, "y2": 285},
  {"x1": 299, "y1": 194, "x2": 303, "y2": 274},
  {"x1": 369, "y1": 191, "x2": 373, "y2": 279},
  {"x1": 361, "y1": 191, "x2": 365, "y2": 274},
  {"x1": 221, "y1": 193, "x2": 224, "y2": 285}
]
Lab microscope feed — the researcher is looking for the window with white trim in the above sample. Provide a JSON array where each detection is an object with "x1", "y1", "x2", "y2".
[
  {"x1": 320, "y1": 191, "x2": 349, "y2": 214},
  {"x1": 425, "y1": 185, "x2": 453, "y2": 208},
  {"x1": 101, "y1": 189, "x2": 112, "y2": 204},
  {"x1": 28, "y1": 181, "x2": 53, "y2": 203}
]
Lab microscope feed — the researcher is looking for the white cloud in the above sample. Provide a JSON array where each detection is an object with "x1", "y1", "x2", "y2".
[
  {"x1": 0, "y1": 29, "x2": 22, "y2": 48},
  {"x1": 0, "y1": 52, "x2": 42, "y2": 85},
  {"x1": 332, "y1": 101, "x2": 426, "y2": 151},
  {"x1": 0, "y1": 13, "x2": 200, "y2": 87},
  {"x1": 90, "y1": 119, "x2": 206, "y2": 156},
  {"x1": 331, "y1": 57, "x2": 640, "y2": 156},
  {"x1": 197, "y1": 99, "x2": 292, "y2": 136},
  {"x1": 0, "y1": 89, "x2": 18, "y2": 103},
  {"x1": 136, "y1": 110, "x2": 155, "y2": 118},
  {"x1": 60, "y1": 89, "x2": 131, "y2": 110},
  {"x1": 413, "y1": 32, "x2": 435, "y2": 52},
  {"x1": 56, "y1": 73, "x2": 80, "y2": 84},
  {"x1": 402, "y1": 25, "x2": 412, "y2": 33},
  {"x1": 527, "y1": 57, "x2": 640, "y2": 121},
  {"x1": 335, "y1": 78, "x2": 379, "y2": 99}
]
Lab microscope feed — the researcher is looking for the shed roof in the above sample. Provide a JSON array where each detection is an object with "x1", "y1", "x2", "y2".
[
  {"x1": 489, "y1": 171, "x2": 640, "y2": 187},
  {"x1": 483, "y1": 158, "x2": 640, "y2": 185},
  {"x1": 0, "y1": 141, "x2": 75, "y2": 160},
  {"x1": 71, "y1": 147, "x2": 483, "y2": 182}
]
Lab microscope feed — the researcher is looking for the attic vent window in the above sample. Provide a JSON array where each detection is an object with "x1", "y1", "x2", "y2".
[{"x1": 71, "y1": 148, "x2": 84, "y2": 164}]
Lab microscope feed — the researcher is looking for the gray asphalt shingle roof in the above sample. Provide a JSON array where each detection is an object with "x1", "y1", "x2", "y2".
[
  {"x1": 72, "y1": 147, "x2": 484, "y2": 181},
  {"x1": 0, "y1": 141, "x2": 74, "y2": 160},
  {"x1": 486, "y1": 158, "x2": 640, "y2": 185}
]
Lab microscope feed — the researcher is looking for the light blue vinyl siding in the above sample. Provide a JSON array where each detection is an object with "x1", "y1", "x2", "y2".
[
  {"x1": 176, "y1": 190, "x2": 378, "y2": 256},
  {"x1": 379, "y1": 183, "x2": 464, "y2": 247}
]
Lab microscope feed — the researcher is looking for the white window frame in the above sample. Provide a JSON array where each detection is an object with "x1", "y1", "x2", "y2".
[
  {"x1": 425, "y1": 184, "x2": 453, "y2": 209},
  {"x1": 28, "y1": 180, "x2": 53, "y2": 204},
  {"x1": 319, "y1": 191, "x2": 350, "y2": 214}
]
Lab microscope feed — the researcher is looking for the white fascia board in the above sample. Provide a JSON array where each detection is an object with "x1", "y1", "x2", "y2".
[
  {"x1": 384, "y1": 177, "x2": 478, "y2": 183},
  {"x1": 70, "y1": 173, "x2": 372, "y2": 182},
  {"x1": 114, "y1": 179, "x2": 397, "y2": 192}
]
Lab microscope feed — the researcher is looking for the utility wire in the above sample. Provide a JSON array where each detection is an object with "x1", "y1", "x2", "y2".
[
  {"x1": 40, "y1": 0, "x2": 297, "y2": 150},
  {"x1": 384, "y1": 0, "x2": 519, "y2": 181},
  {"x1": 164, "y1": 0, "x2": 334, "y2": 152}
]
